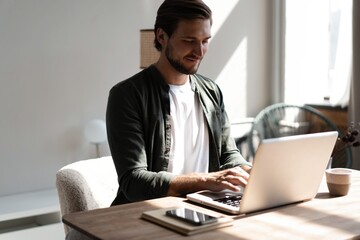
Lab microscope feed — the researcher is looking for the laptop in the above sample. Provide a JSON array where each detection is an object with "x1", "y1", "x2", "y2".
[{"x1": 187, "y1": 131, "x2": 338, "y2": 214}]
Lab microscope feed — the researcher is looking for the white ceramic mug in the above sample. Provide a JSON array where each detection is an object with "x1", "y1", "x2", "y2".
[{"x1": 325, "y1": 168, "x2": 352, "y2": 196}]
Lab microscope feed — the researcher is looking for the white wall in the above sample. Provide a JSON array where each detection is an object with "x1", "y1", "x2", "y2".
[
  {"x1": 202, "y1": 0, "x2": 272, "y2": 121},
  {"x1": 0, "y1": 0, "x2": 271, "y2": 196}
]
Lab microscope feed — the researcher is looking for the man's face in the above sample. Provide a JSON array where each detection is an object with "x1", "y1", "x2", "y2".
[{"x1": 164, "y1": 19, "x2": 211, "y2": 74}]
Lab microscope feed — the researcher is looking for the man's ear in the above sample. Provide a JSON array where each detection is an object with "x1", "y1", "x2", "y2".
[{"x1": 156, "y1": 28, "x2": 168, "y2": 47}]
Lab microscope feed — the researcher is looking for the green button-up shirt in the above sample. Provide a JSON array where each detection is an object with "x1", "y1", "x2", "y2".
[{"x1": 106, "y1": 65, "x2": 251, "y2": 205}]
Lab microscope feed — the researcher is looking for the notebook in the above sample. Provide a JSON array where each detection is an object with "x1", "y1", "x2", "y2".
[{"x1": 187, "y1": 131, "x2": 338, "y2": 214}]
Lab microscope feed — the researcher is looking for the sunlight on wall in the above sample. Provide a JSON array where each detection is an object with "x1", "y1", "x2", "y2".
[
  {"x1": 204, "y1": 0, "x2": 239, "y2": 36},
  {"x1": 203, "y1": 0, "x2": 248, "y2": 122},
  {"x1": 217, "y1": 38, "x2": 248, "y2": 122}
]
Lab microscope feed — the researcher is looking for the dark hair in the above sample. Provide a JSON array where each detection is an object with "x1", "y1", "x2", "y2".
[{"x1": 154, "y1": 0, "x2": 212, "y2": 51}]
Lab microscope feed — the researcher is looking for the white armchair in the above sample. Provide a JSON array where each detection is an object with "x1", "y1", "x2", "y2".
[{"x1": 56, "y1": 156, "x2": 118, "y2": 235}]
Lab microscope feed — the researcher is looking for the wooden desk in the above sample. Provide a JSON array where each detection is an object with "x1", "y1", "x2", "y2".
[{"x1": 63, "y1": 170, "x2": 360, "y2": 240}]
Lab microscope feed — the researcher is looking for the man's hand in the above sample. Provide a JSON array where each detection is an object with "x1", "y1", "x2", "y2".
[
  {"x1": 167, "y1": 165, "x2": 251, "y2": 197},
  {"x1": 204, "y1": 166, "x2": 250, "y2": 192}
]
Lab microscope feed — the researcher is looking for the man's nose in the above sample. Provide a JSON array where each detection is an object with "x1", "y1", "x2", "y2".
[{"x1": 193, "y1": 43, "x2": 206, "y2": 57}]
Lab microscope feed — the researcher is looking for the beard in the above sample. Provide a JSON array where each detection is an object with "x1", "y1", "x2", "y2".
[{"x1": 165, "y1": 45, "x2": 201, "y2": 75}]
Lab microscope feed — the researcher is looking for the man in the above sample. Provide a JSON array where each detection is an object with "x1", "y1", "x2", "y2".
[{"x1": 106, "y1": 0, "x2": 252, "y2": 206}]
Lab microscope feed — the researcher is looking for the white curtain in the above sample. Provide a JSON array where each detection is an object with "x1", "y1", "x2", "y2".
[
  {"x1": 284, "y1": 1, "x2": 329, "y2": 105},
  {"x1": 329, "y1": 1, "x2": 352, "y2": 107},
  {"x1": 283, "y1": 0, "x2": 352, "y2": 106},
  {"x1": 349, "y1": 0, "x2": 360, "y2": 170}
]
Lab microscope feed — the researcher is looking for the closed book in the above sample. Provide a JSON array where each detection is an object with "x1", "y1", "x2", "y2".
[{"x1": 141, "y1": 207, "x2": 233, "y2": 236}]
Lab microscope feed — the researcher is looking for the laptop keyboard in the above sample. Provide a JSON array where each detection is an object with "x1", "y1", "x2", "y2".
[{"x1": 214, "y1": 195, "x2": 242, "y2": 207}]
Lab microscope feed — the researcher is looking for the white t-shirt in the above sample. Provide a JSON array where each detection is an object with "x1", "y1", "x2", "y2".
[{"x1": 167, "y1": 80, "x2": 209, "y2": 175}]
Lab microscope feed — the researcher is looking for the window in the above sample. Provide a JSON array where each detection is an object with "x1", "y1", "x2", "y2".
[{"x1": 284, "y1": 0, "x2": 352, "y2": 107}]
